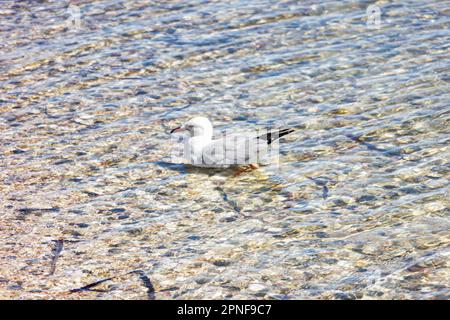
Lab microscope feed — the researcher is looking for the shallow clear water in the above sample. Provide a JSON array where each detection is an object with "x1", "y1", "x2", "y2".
[{"x1": 0, "y1": 0, "x2": 449, "y2": 299}]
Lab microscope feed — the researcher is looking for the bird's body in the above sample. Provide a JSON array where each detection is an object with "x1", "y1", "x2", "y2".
[{"x1": 170, "y1": 117, "x2": 294, "y2": 168}]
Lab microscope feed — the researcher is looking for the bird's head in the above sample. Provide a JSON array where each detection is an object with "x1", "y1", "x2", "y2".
[{"x1": 170, "y1": 116, "x2": 213, "y2": 138}]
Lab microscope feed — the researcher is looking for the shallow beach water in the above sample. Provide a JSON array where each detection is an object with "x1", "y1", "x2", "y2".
[{"x1": 0, "y1": 0, "x2": 449, "y2": 299}]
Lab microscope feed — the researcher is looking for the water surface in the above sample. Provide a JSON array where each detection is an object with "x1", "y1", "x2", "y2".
[{"x1": 0, "y1": 0, "x2": 449, "y2": 299}]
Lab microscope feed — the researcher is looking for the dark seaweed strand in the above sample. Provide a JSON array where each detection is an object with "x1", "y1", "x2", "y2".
[
  {"x1": 346, "y1": 134, "x2": 404, "y2": 158},
  {"x1": 70, "y1": 276, "x2": 115, "y2": 293},
  {"x1": 216, "y1": 186, "x2": 241, "y2": 213},
  {"x1": 322, "y1": 184, "x2": 329, "y2": 199},
  {"x1": 70, "y1": 270, "x2": 156, "y2": 299},
  {"x1": 306, "y1": 176, "x2": 330, "y2": 200},
  {"x1": 346, "y1": 134, "x2": 385, "y2": 152},
  {"x1": 49, "y1": 239, "x2": 64, "y2": 275},
  {"x1": 131, "y1": 270, "x2": 156, "y2": 300}
]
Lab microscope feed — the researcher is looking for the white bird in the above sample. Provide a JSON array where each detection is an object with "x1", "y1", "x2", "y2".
[{"x1": 170, "y1": 117, "x2": 295, "y2": 171}]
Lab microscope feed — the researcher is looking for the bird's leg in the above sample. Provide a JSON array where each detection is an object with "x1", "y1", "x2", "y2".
[
  {"x1": 233, "y1": 166, "x2": 248, "y2": 177},
  {"x1": 233, "y1": 164, "x2": 260, "y2": 177}
]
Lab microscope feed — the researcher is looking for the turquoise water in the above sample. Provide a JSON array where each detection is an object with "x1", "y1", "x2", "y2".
[{"x1": 0, "y1": 0, "x2": 449, "y2": 299}]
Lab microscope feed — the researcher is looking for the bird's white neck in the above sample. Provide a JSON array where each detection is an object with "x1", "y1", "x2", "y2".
[{"x1": 192, "y1": 127, "x2": 213, "y2": 141}]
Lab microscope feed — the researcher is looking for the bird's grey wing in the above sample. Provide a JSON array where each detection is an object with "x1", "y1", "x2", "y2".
[
  {"x1": 201, "y1": 138, "x2": 234, "y2": 166},
  {"x1": 202, "y1": 129, "x2": 295, "y2": 166},
  {"x1": 202, "y1": 135, "x2": 268, "y2": 166}
]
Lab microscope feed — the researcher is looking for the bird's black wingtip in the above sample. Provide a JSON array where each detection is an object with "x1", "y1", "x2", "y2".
[{"x1": 258, "y1": 128, "x2": 296, "y2": 144}]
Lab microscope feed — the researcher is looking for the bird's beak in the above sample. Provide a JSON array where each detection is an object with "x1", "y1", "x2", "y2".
[{"x1": 170, "y1": 126, "x2": 183, "y2": 134}]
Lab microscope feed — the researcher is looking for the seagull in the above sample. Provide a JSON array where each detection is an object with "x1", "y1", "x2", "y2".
[{"x1": 170, "y1": 117, "x2": 295, "y2": 173}]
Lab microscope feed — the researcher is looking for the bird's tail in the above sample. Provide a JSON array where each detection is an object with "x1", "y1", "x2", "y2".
[{"x1": 257, "y1": 128, "x2": 295, "y2": 144}]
